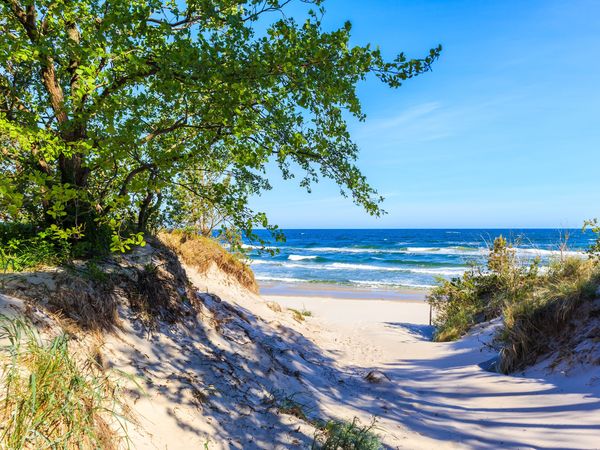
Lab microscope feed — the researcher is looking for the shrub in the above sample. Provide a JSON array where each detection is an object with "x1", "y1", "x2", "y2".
[
  {"x1": 0, "y1": 233, "x2": 69, "y2": 273},
  {"x1": 0, "y1": 223, "x2": 113, "y2": 273},
  {"x1": 428, "y1": 236, "x2": 539, "y2": 341},
  {"x1": 0, "y1": 315, "x2": 127, "y2": 449},
  {"x1": 312, "y1": 417, "x2": 382, "y2": 450}
]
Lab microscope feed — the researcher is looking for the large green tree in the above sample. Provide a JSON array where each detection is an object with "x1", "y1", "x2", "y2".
[{"x1": 0, "y1": 0, "x2": 440, "y2": 251}]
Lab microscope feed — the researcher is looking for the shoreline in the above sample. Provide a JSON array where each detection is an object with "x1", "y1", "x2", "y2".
[{"x1": 258, "y1": 280, "x2": 430, "y2": 301}]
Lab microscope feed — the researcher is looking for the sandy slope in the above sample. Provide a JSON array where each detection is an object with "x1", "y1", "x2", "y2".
[
  {"x1": 2, "y1": 262, "x2": 599, "y2": 449},
  {"x1": 116, "y1": 260, "x2": 600, "y2": 450},
  {"x1": 270, "y1": 295, "x2": 600, "y2": 450}
]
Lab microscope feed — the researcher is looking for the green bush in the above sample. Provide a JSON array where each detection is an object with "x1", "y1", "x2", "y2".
[
  {"x1": 312, "y1": 417, "x2": 381, "y2": 450},
  {"x1": 0, "y1": 221, "x2": 115, "y2": 273},
  {"x1": 428, "y1": 236, "x2": 539, "y2": 341}
]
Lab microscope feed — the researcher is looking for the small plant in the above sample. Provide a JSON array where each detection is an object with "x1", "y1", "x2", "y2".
[
  {"x1": 289, "y1": 308, "x2": 312, "y2": 322},
  {"x1": 83, "y1": 261, "x2": 110, "y2": 283},
  {"x1": 0, "y1": 315, "x2": 128, "y2": 449},
  {"x1": 266, "y1": 390, "x2": 310, "y2": 421},
  {"x1": 584, "y1": 218, "x2": 600, "y2": 259},
  {"x1": 312, "y1": 417, "x2": 382, "y2": 450}
]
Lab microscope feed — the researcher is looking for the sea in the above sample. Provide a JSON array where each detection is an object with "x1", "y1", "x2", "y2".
[{"x1": 245, "y1": 229, "x2": 595, "y2": 292}]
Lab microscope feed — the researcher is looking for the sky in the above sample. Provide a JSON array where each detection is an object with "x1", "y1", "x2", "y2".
[{"x1": 249, "y1": 0, "x2": 600, "y2": 229}]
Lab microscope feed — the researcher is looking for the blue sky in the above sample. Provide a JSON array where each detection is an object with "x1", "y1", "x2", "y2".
[{"x1": 250, "y1": 0, "x2": 600, "y2": 228}]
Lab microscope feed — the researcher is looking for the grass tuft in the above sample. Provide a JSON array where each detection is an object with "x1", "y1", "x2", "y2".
[
  {"x1": 266, "y1": 390, "x2": 310, "y2": 421},
  {"x1": 0, "y1": 315, "x2": 127, "y2": 449},
  {"x1": 288, "y1": 308, "x2": 312, "y2": 322},
  {"x1": 312, "y1": 417, "x2": 382, "y2": 450},
  {"x1": 158, "y1": 230, "x2": 258, "y2": 293}
]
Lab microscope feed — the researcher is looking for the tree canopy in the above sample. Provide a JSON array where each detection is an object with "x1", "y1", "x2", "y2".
[{"x1": 0, "y1": 0, "x2": 440, "y2": 253}]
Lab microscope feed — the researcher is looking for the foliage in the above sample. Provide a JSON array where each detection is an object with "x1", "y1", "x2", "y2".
[
  {"x1": 428, "y1": 236, "x2": 539, "y2": 341},
  {"x1": 584, "y1": 218, "x2": 600, "y2": 258},
  {"x1": 0, "y1": 315, "x2": 127, "y2": 448},
  {"x1": 312, "y1": 417, "x2": 381, "y2": 450},
  {"x1": 0, "y1": 0, "x2": 441, "y2": 254},
  {"x1": 428, "y1": 234, "x2": 600, "y2": 373},
  {"x1": 0, "y1": 223, "x2": 72, "y2": 272}
]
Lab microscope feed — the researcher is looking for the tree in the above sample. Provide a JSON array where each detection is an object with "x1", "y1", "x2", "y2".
[
  {"x1": 164, "y1": 166, "x2": 261, "y2": 243},
  {"x1": 0, "y1": 0, "x2": 440, "y2": 252}
]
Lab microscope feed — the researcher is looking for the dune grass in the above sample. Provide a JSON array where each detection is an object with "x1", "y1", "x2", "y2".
[
  {"x1": 428, "y1": 236, "x2": 540, "y2": 342},
  {"x1": 288, "y1": 308, "x2": 313, "y2": 322},
  {"x1": 0, "y1": 315, "x2": 127, "y2": 449},
  {"x1": 312, "y1": 417, "x2": 381, "y2": 450},
  {"x1": 428, "y1": 236, "x2": 600, "y2": 372},
  {"x1": 499, "y1": 257, "x2": 600, "y2": 373},
  {"x1": 158, "y1": 230, "x2": 258, "y2": 293}
]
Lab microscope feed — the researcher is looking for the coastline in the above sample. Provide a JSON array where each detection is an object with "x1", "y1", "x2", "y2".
[{"x1": 258, "y1": 280, "x2": 430, "y2": 301}]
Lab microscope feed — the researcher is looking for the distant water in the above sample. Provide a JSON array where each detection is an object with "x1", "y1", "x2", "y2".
[{"x1": 246, "y1": 229, "x2": 594, "y2": 290}]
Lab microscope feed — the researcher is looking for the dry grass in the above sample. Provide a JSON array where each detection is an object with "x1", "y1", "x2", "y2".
[
  {"x1": 158, "y1": 230, "x2": 258, "y2": 293},
  {"x1": 0, "y1": 315, "x2": 127, "y2": 449},
  {"x1": 127, "y1": 262, "x2": 192, "y2": 325},
  {"x1": 288, "y1": 308, "x2": 312, "y2": 322},
  {"x1": 51, "y1": 273, "x2": 120, "y2": 332},
  {"x1": 499, "y1": 257, "x2": 600, "y2": 373},
  {"x1": 266, "y1": 301, "x2": 283, "y2": 312}
]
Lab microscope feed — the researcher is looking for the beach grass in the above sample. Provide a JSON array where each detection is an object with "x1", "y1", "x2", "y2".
[
  {"x1": 312, "y1": 417, "x2": 381, "y2": 450},
  {"x1": 428, "y1": 236, "x2": 600, "y2": 372},
  {"x1": 159, "y1": 230, "x2": 258, "y2": 293},
  {"x1": 0, "y1": 315, "x2": 127, "y2": 449}
]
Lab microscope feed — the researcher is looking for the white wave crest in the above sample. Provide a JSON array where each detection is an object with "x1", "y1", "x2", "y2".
[
  {"x1": 349, "y1": 280, "x2": 434, "y2": 289},
  {"x1": 255, "y1": 276, "x2": 305, "y2": 283},
  {"x1": 288, "y1": 255, "x2": 318, "y2": 261},
  {"x1": 252, "y1": 260, "x2": 465, "y2": 275}
]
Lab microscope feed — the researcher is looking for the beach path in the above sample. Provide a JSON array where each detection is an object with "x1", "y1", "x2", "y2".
[{"x1": 267, "y1": 295, "x2": 600, "y2": 450}]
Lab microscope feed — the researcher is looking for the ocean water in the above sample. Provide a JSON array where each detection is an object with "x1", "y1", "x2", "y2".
[{"x1": 246, "y1": 229, "x2": 594, "y2": 290}]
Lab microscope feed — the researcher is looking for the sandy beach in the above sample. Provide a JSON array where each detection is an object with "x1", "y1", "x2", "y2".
[
  {"x1": 2, "y1": 257, "x2": 599, "y2": 449},
  {"x1": 261, "y1": 287, "x2": 600, "y2": 449}
]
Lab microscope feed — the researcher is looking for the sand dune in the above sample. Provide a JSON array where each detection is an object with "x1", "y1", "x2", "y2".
[
  {"x1": 120, "y1": 261, "x2": 600, "y2": 449},
  {"x1": 1, "y1": 263, "x2": 598, "y2": 449}
]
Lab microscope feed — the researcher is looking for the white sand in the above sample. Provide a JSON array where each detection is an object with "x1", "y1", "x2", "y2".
[
  {"x1": 2, "y1": 265, "x2": 599, "y2": 449},
  {"x1": 265, "y1": 294, "x2": 600, "y2": 450}
]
